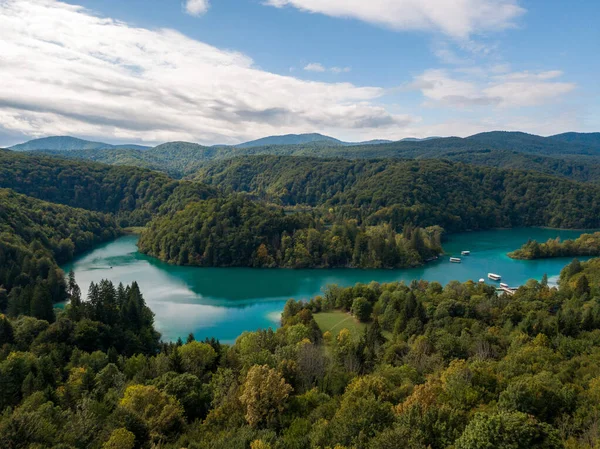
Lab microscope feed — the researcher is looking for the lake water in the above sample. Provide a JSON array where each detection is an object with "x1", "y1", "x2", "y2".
[{"x1": 61, "y1": 228, "x2": 592, "y2": 343}]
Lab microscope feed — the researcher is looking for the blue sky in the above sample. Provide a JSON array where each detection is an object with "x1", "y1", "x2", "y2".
[{"x1": 0, "y1": 0, "x2": 598, "y2": 146}]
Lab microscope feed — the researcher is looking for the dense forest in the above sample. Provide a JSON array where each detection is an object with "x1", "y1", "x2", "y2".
[
  {"x1": 0, "y1": 188, "x2": 120, "y2": 322},
  {"x1": 135, "y1": 155, "x2": 600, "y2": 268},
  {"x1": 138, "y1": 195, "x2": 443, "y2": 268},
  {"x1": 33, "y1": 131, "x2": 600, "y2": 179},
  {"x1": 0, "y1": 150, "x2": 213, "y2": 321},
  {"x1": 0, "y1": 149, "x2": 216, "y2": 226},
  {"x1": 195, "y1": 156, "x2": 600, "y2": 231},
  {"x1": 509, "y1": 232, "x2": 600, "y2": 260},
  {"x1": 2, "y1": 256, "x2": 600, "y2": 447},
  {"x1": 4, "y1": 136, "x2": 600, "y2": 447},
  {"x1": 10, "y1": 136, "x2": 150, "y2": 152},
  {"x1": 4, "y1": 148, "x2": 600, "y2": 271},
  {"x1": 440, "y1": 150, "x2": 600, "y2": 183}
]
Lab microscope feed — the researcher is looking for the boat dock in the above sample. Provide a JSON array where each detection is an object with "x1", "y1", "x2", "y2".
[
  {"x1": 485, "y1": 273, "x2": 518, "y2": 295},
  {"x1": 498, "y1": 285, "x2": 517, "y2": 296}
]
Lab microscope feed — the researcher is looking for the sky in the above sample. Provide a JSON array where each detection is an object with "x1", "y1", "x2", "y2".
[{"x1": 0, "y1": 0, "x2": 598, "y2": 146}]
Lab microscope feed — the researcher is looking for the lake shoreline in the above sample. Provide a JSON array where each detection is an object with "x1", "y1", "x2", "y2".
[{"x1": 61, "y1": 227, "x2": 596, "y2": 342}]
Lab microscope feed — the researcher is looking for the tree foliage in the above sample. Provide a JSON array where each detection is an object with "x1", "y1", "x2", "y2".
[
  {"x1": 510, "y1": 232, "x2": 600, "y2": 260},
  {"x1": 1, "y1": 257, "x2": 600, "y2": 447},
  {"x1": 0, "y1": 149, "x2": 216, "y2": 226},
  {"x1": 138, "y1": 196, "x2": 443, "y2": 268},
  {"x1": 239, "y1": 364, "x2": 293, "y2": 428},
  {"x1": 195, "y1": 156, "x2": 600, "y2": 230}
]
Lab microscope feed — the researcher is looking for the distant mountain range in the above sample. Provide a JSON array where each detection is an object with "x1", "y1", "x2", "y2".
[
  {"x1": 9, "y1": 133, "x2": 443, "y2": 152},
  {"x1": 235, "y1": 133, "x2": 398, "y2": 148},
  {"x1": 469, "y1": 131, "x2": 600, "y2": 154},
  {"x1": 399, "y1": 136, "x2": 442, "y2": 142},
  {"x1": 9, "y1": 130, "x2": 600, "y2": 182},
  {"x1": 235, "y1": 133, "x2": 345, "y2": 148},
  {"x1": 235, "y1": 132, "x2": 442, "y2": 148},
  {"x1": 9, "y1": 136, "x2": 151, "y2": 152},
  {"x1": 13, "y1": 131, "x2": 600, "y2": 154},
  {"x1": 21, "y1": 130, "x2": 600, "y2": 181},
  {"x1": 550, "y1": 132, "x2": 600, "y2": 148}
]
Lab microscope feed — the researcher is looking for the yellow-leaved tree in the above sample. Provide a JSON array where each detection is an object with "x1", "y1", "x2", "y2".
[
  {"x1": 239, "y1": 364, "x2": 293, "y2": 428},
  {"x1": 102, "y1": 428, "x2": 135, "y2": 449},
  {"x1": 120, "y1": 385, "x2": 184, "y2": 441}
]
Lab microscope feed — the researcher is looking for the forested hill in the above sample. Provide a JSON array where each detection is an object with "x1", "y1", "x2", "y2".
[
  {"x1": 138, "y1": 155, "x2": 600, "y2": 268},
  {"x1": 439, "y1": 150, "x2": 600, "y2": 183},
  {"x1": 464, "y1": 131, "x2": 600, "y2": 155},
  {"x1": 35, "y1": 140, "x2": 358, "y2": 177},
  {"x1": 33, "y1": 131, "x2": 600, "y2": 179},
  {"x1": 0, "y1": 188, "x2": 120, "y2": 320},
  {"x1": 0, "y1": 188, "x2": 119, "y2": 263},
  {"x1": 236, "y1": 132, "x2": 396, "y2": 147},
  {"x1": 10, "y1": 135, "x2": 150, "y2": 151},
  {"x1": 195, "y1": 156, "x2": 600, "y2": 231},
  {"x1": 0, "y1": 150, "x2": 217, "y2": 225},
  {"x1": 550, "y1": 132, "x2": 600, "y2": 148},
  {"x1": 236, "y1": 132, "x2": 344, "y2": 148},
  {"x1": 0, "y1": 149, "x2": 218, "y2": 323},
  {"x1": 138, "y1": 195, "x2": 443, "y2": 269},
  {"x1": 36, "y1": 144, "x2": 227, "y2": 178}
]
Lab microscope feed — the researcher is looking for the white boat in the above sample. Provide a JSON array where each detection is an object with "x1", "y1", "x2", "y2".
[
  {"x1": 461, "y1": 251, "x2": 471, "y2": 256},
  {"x1": 488, "y1": 273, "x2": 501, "y2": 281},
  {"x1": 500, "y1": 283, "x2": 509, "y2": 288},
  {"x1": 479, "y1": 278, "x2": 485, "y2": 283},
  {"x1": 450, "y1": 257, "x2": 462, "y2": 263}
]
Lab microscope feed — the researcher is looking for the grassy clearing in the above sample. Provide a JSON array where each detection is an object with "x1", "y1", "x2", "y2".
[
  {"x1": 314, "y1": 310, "x2": 367, "y2": 338},
  {"x1": 122, "y1": 226, "x2": 146, "y2": 234},
  {"x1": 314, "y1": 310, "x2": 394, "y2": 341}
]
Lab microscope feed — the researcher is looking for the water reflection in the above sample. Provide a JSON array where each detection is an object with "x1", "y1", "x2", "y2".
[{"x1": 62, "y1": 228, "x2": 591, "y2": 342}]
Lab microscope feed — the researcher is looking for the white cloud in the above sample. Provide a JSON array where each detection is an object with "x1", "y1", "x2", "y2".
[
  {"x1": 185, "y1": 0, "x2": 210, "y2": 16},
  {"x1": 304, "y1": 62, "x2": 351, "y2": 74},
  {"x1": 498, "y1": 70, "x2": 563, "y2": 81},
  {"x1": 431, "y1": 38, "x2": 500, "y2": 67},
  {"x1": 431, "y1": 41, "x2": 470, "y2": 65},
  {"x1": 413, "y1": 68, "x2": 575, "y2": 108},
  {"x1": 265, "y1": 0, "x2": 525, "y2": 39},
  {"x1": 331, "y1": 66, "x2": 351, "y2": 74},
  {"x1": 304, "y1": 62, "x2": 326, "y2": 72},
  {"x1": 0, "y1": 0, "x2": 414, "y2": 145}
]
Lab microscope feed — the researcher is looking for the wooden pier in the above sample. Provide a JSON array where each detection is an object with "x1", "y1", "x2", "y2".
[{"x1": 498, "y1": 286, "x2": 517, "y2": 296}]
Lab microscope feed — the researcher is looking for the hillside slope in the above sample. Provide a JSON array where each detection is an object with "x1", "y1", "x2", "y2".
[
  {"x1": 550, "y1": 132, "x2": 600, "y2": 148},
  {"x1": 237, "y1": 133, "x2": 343, "y2": 148},
  {"x1": 0, "y1": 149, "x2": 216, "y2": 225},
  {"x1": 32, "y1": 131, "x2": 600, "y2": 179},
  {"x1": 10, "y1": 136, "x2": 150, "y2": 151},
  {"x1": 195, "y1": 155, "x2": 600, "y2": 231}
]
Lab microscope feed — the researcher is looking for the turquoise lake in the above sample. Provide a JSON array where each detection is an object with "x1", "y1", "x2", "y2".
[{"x1": 61, "y1": 228, "x2": 592, "y2": 343}]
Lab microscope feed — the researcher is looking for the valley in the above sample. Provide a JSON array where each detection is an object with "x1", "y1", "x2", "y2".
[
  {"x1": 62, "y1": 228, "x2": 593, "y2": 342},
  {"x1": 3, "y1": 2, "x2": 600, "y2": 446},
  {"x1": 3, "y1": 131, "x2": 600, "y2": 449}
]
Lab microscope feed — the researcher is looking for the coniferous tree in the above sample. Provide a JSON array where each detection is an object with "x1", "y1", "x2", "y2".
[
  {"x1": 88, "y1": 282, "x2": 100, "y2": 320},
  {"x1": 575, "y1": 274, "x2": 590, "y2": 297},
  {"x1": 30, "y1": 284, "x2": 54, "y2": 322},
  {"x1": 7, "y1": 286, "x2": 25, "y2": 317},
  {"x1": 0, "y1": 314, "x2": 14, "y2": 345},
  {"x1": 0, "y1": 287, "x2": 7, "y2": 313},
  {"x1": 66, "y1": 271, "x2": 84, "y2": 322}
]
